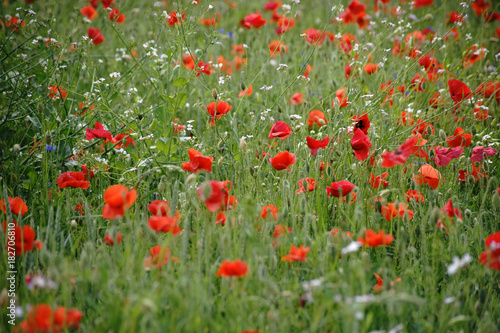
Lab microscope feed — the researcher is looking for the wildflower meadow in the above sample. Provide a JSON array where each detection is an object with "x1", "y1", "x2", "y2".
[{"x1": 1, "y1": 0, "x2": 500, "y2": 332}]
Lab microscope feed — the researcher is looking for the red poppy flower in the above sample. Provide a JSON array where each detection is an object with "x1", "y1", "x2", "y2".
[
  {"x1": 296, "y1": 178, "x2": 317, "y2": 194},
  {"x1": 273, "y1": 224, "x2": 291, "y2": 238},
  {"x1": 148, "y1": 216, "x2": 181, "y2": 235},
  {"x1": 358, "y1": 229, "x2": 394, "y2": 247},
  {"x1": 148, "y1": 200, "x2": 181, "y2": 222},
  {"x1": 48, "y1": 85, "x2": 67, "y2": 100},
  {"x1": 434, "y1": 146, "x2": 463, "y2": 167},
  {"x1": 216, "y1": 260, "x2": 249, "y2": 277},
  {"x1": 335, "y1": 87, "x2": 350, "y2": 108},
  {"x1": 88, "y1": 27, "x2": 105, "y2": 45},
  {"x1": 113, "y1": 133, "x2": 135, "y2": 149},
  {"x1": 81, "y1": 165, "x2": 95, "y2": 180},
  {"x1": 351, "y1": 128, "x2": 372, "y2": 161},
  {"x1": 268, "y1": 121, "x2": 292, "y2": 140},
  {"x1": 303, "y1": 64, "x2": 312, "y2": 79},
  {"x1": 103, "y1": 232, "x2": 123, "y2": 246},
  {"x1": 326, "y1": 180, "x2": 355, "y2": 197},
  {"x1": 144, "y1": 245, "x2": 178, "y2": 269},
  {"x1": 85, "y1": 122, "x2": 113, "y2": 142},
  {"x1": 470, "y1": 146, "x2": 497, "y2": 162},
  {"x1": 306, "y1": 136, "x2": 329, "y2": 156},
  {"x1": 102, "y1": 185, "x2": 137, "y2": 220},
  {"x1": 197, "y1": 180, "x2": 223, "y2": 212},
  {"x1": 182, "y1": 148, "x2": 214, "y2": 173},
  {"x1": 240, "y1": 13, "x2": 267, "y2": 29},
  {"x1": 269, "y1": 151, "x2": 296, "y2": 171},
  {"x1": 5, "y1": 16, "x2": 26, "y2": 31},
  {"x1": 369, "y1": 172, "x2": 389, "y2": 189},
  {"x1": 381, "y1": 137, "x2": 418, "y2": 168},
  {"x1": 182, "y1": 54, "x2": 196, "y2": 70},
  {"x1": 458, "y1": 162, "x2": 488, "y2": 183},
  {"x1": 448, "y1": 79, "x2": 472, "y2": 104},
  {"x1": 303, "y1": 28, "x2": 327, "y2": 45},
  {"x1": 380, "y1": 203, "x2": 414, "y2": 221},
  {"x1": 290, "y1": 93, "x2": 303, "y2": 105},
  {"x1": 405, "y1": 189, "x2": 425, "y2": 203},
  {"x1": 479, "y1": 231, "x2": 500, "y2": 272},
  {"x1": 81, "y1": 5, "x2": 98, "y2": 20},
  {"x1": 269, "y1": 40, "x2": 288, "y2": 56},
  {"x1": 0, "y1": 197, "x2": 28, "y2": 217},
  {"x1": 437, "y1": 199, "x2": 463, "y2": 230},
  {"x1": 413, "y1": 164, "x2": 441, "y2": 189},
  {"x1": 167, "y1": 11, "x2": 185, "y2": 25},
  {"x1": 101, "y1": 0, "x2": 115, "y2": 8},
  {"x1": 364, "y1": 63, "x2": 378, "y2": 74},
  {"x1": 56, "y1": 172, "x2": 90, "y2": 190},
  {"x1": 17, "y1": 304, "x2": 82, "y2": 333},
  {"x1": 264, "y1": 1, "x2": 282, "y2": 11},
  {"x1": 373, "y1": 273, "x2": 383, "y2": 293},
  {"x1": 307, "y1": 110, "x2": 327, "y2": 128},
  {"x1": 109, "y1": 8, "x2": 125, "y2": 23},
  {"x1": 2, "y1": 221, "x2": 42, "y2": 255},
  {"x1": 260, "y1": 204, "x2": 279, "y2": 220},
  {"x1": 238, "y1": 85, "x2": 253, "y2": 97},
  {"x1": 275, "y1": 16, "x2": 295, "y2": 34},
  {"x1": 446, "y1": 127, "x2": 472, "y2": 148},
  {"x1": 471, "y1": 0, "x2": 490, "y2": 16},
  {"x1": 281, "y1": 244, "x2": 310, "y2": 262},
  {"x1": 351, "y1": 113, "x2": 370, "y2": 135},
  {"x1": 215, "y1": 212, "x2": 226, "y2": 226},
  {"x1": 200, "y1": 16, "x2": 218, "y2": 27},
  {"x1": 195, "y1": 61, "x2": 212, "y2": 77},
  {"x1": 207, "y1": 101, "x2": 232, "y2": 126}
]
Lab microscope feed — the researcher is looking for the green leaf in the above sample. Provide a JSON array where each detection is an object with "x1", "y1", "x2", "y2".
[
  {"x1": 173, "y1": 77, "x2": 187, "y2": 87},
  {"x1": 175, "y1": 93, "x2": 187, "y2": 110}
]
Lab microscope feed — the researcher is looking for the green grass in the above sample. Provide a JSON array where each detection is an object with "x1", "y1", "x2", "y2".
[{"x1": 1, "y1": 0, "x2": 500, "y2": 332}]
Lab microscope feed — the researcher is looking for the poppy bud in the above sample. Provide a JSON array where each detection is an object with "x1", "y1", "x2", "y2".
[
  {"x1": 423, "y1": 14, "x2": 433, "y2": 21},
  {"x1": 429, "y1": 149, "x2": 435, "y2": 159},
  {"x1": 0, "y1": 288, "x2": 7, "y2": 308},
  {"x1": 379, "y1": 189, "x2": 390, "y2": 198},
  {"x1": 350, "y1": 163, "x2": 356, "y2": 171},
  {"x1": 240, "y1": 83, "x2": 246, "y2": 90},
  {"x1": 71, "y1": 219, "x2": 77, "y2": 227},
  {"x1": 299, "y1": 196, "x2": 307, "y2": 212},
  {"x1": 295, "y1": 124, "x2": 302, "y2": 131},
  {"x1": 492, "y1": 193, "x2": 500, "y2": 210},
  {"x1": 467, "y1": 175, "x2": 475, "y2": 184},
  {"x1": 427, "y1": 125, "x2": 433, "y2": 136},
  {"x1": 464, "y1": 209, "x2": 472, "y2": 219},
  {"x1": 318, "y1": 118, "x2": 326, "y2": 126},
  {"x1": 158, "y1": 181, "x2": 165, "y2": 193},
  {"x1": 150, "y1": 119, "x2": 158, "y2": 130},
  {"x1": 239, "y1": 137, "x2": 247, "y2": 152},
  {"x1": 186, "y1": 174, "x2": 196, "y2": 184},
  {"x1": 439, "y1": 129, "x2": 446, "y2": 141},
  {"x1": 37, "y1": 103, "x2": 43, "y2": 113},
  {"x1": 142, "y1": 299, "x2": 157, "y2": 313},
  {"x1": 212, "y1": 88, "x2": 218, "y2": 100},
  {"x1": 483, "y1": 162, "x2": 489, "y2": 172},
  {"x1": 218, "y1": 157, "x2": 224, "y2": 165},
  {"x1": 119, "y1": 177, "x2": 126, "y2": 183},
  {"x1": 429, "y1": 207, "x2": 441, "y2": 225},
  {"x1": 326, "y1": 166, "x2": 333, "y2": 178},
  {"x1": 13, "y1": 144, "x2": 20, "y2": 152}
]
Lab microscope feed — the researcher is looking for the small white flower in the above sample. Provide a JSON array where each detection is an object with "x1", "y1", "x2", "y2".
[
  {"x1": 446, "y1": 253, "x2": 472, "y2": 275},
  {"x1": 341, "y1": 241, "x2": 362, "y2": 255}
]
